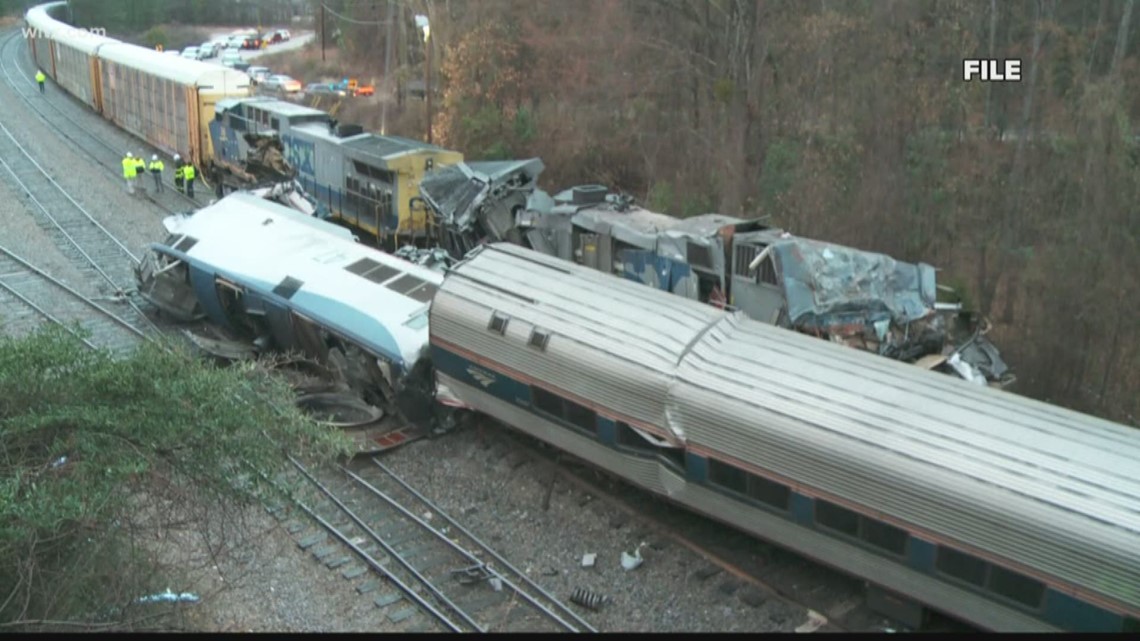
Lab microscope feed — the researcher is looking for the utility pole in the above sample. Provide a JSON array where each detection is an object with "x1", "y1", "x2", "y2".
[
  {"x1": 426, "y1": 35, "x2": 432, "y2": 144},
  {"x1": 320, "y1": 4, "x2": 326, "y2": 61},
  {"x1": 415, "y1": 15, "x2": 431, "y2": 144},
  {"x1": 380, "y1": 0, "x2": 395, "y2": 134}
]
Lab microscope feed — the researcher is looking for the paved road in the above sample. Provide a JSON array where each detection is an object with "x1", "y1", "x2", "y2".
[{"x1": 210, "y1": 31, "x2": 315, "y2": 62}]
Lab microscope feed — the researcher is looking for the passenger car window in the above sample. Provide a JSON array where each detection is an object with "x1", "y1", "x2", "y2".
[
  {"x1": 815, "y1": 500, "x2": 859, "y2": 536},
  {"x1": 708, "y1": 459, "x2": 746, "y2": 493},
  {"x1": 860, "y1": 518, "x2": 908, "y2": 555},
  {"x1": 935, "y1": 546, "x2": 987, "y2": 586},
  {"x1": 987, "y1": 565, "x2": 1045, "y2": 609}
]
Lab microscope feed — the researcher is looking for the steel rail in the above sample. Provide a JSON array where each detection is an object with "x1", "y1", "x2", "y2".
[
  {"x1": 0, "y1": 243, "x2": 149, "y2": 348},
  {"x1": 366, "y1": 457, "x2": 597, "y2": 632},
  {"x1": 0, "y1": 31, "x2": 202, "y2": 210},
  {"x1": 287, "y1": 455, "x2": 481, "y2": 632}
]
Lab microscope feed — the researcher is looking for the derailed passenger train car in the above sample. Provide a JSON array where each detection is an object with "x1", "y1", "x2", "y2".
[
  {"x1": 134, "y1": 192, "x2": 442, "y2": 422},
  {"x1": 430, "y1": 243, "x2": 1140, "y2": 633}
]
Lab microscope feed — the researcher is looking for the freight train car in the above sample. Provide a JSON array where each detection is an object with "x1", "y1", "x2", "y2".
[
  {"x1": 430, "y1": 243, "x2": 1140, "y2": 633},
  {"x1": 25, "y1": 4, "x2": 115, "y2": 109},
  {"x1": 24, "y1": 2, "x2": 252, "y2": 169}
]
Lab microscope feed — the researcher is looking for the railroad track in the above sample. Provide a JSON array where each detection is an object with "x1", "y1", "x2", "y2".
[
  {"x1": 274, "y1": 455, "x2": 595, "y2": 633},
  {"x1": 0, "y1": 244, "x2": 147, "y2": 354},
  {"x1": 0, "y1": 116, "x2": 147, "y2": 295},
  {"x1": 0, "y1": 31, "x2": 206, "y2": 213}
]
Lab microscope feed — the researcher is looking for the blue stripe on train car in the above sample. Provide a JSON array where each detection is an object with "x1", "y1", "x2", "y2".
[
  {"x1": 188, "y1": 263, "x2": 231, "y2": 329},
  {"x1": 431, "y1": 344, "x2": 531, "y2": 406},
  {"x1": 596, "y1": 416, "x2": 617, "y2": 444},
  {"x1": 907, "y1": 536, "x2": 937, "y2": 573},
  {"x1": 1044, "y1": 589, "x2": 1123, "y2": 632},
  {"x1": 685, "y1": 452, "x2": 709, "y2": 483},
  {"x1": 790, "y1": 493, "x2": 815, "y2": 526}
]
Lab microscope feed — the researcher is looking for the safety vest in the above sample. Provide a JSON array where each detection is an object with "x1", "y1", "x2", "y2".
[
  {"x1": 149, "y1": 160, "x2": 164, "y2": 172},
  {"x1": 183, "y1": 164, "x2": 196, "y2": 180},
  {"x1": 174, "y1": 165, "x2": 184, "y2": 179},
  {"x1": 122, "y1": 157, "x2": 137, "y2": 178},
  {"x1": 35, "y1": 71, "x2": 45, "y2": 83}
]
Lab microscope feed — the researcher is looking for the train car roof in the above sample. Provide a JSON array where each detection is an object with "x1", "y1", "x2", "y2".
[
  {"x1": 97, "y1": 42, "x2": 251, "y2": 89},
  {"x1": 162, "y1": 193, "x2": 440, "y2": 369},
  {"x1": 216, "y1": 97, "x2": 328, "y2": 119},
  {"x1": 26, "y1": 3, "x2": 118, "y2": 54},
  {"x1": 439, "y1": 243, "x2": 727, "y2": 375},
  {"x1": 342, "y1": 134, "x2": 451, "y2": 163}
]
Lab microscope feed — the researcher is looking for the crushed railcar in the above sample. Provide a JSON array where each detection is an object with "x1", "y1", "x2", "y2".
[
  {"x1": 134, "y1": 192, "x2": 442, "y2": 427},
  {"x1": 419, "y1": 168, "x2": 1012, "y2": 388}
]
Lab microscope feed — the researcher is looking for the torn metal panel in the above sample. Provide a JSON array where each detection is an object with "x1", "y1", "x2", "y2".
[
  {"x1": 767, "y1": 238, "x2": 938, "y2": 329},
  {"x1": 133, "y1": 246, "x2": 205, "y2": 322},
  {"x1": 419, "y1": 159, "x2": 545, "y2": 248},
  {"x1": 182, "y1": 329, "x2": 256, "y2": 361}
]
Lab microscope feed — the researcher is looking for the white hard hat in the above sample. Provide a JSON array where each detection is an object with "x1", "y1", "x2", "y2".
[
  {"x1": 152, "y1": 155, "x2": 158, "y2": 161},
  {"x1": 174, "y1": 153, "x2": 181, "y2": 159},
  {"x1": 126, "y1": 152, "x2": 133, "y2": 157}
]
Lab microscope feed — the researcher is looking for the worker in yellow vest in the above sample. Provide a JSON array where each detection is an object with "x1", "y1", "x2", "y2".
[
  {"x1": 122, "y1": 152, "x2": 138, "y2": 195},
  {"x1": 148, "y1": 155, "x2": 165, "y2": 193},
  {"x1": 183, "y1": 162, "x2": 196, "y2": 198},
  {"x1": 35, "y1": 70, "x2": 45, "y2": 94},
  {"x1": 173, "y1": 154, "x2": 184, "y2": 193},
  {"x1": 133, "y1": 153, "x2": 146, "y2": 177}
]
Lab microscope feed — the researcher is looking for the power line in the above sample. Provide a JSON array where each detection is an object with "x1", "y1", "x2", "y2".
[{"x1": 322, "y1": 3, "x2": 391, "y2": 26}]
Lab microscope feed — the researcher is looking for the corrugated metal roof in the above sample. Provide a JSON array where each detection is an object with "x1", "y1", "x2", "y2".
[{"x1": 442, "y1": 243, "x2": 726, "y2": 373}]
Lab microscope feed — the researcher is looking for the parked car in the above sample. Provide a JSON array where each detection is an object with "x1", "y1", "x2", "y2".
[
  {"x1": 262, "y1": 74, "x2": 302, "y2": 93},
  {"x1": 247, "y1": 66, "x2": 272, "y2": 84},
  {"x1": 265, "y1": 29, "x2": 291, "y2": 44},
  {"x1": 221, "y1": 50, "x2": 243, "y2": 67},
  {"x1": 304, "y1": 82, "x2": 347, "y2": 97},
  {"x1": 180, "y1": 46, "x2": 200, "y2": 60}
]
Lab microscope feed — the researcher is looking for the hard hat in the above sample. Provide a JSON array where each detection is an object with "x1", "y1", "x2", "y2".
[
  {"x1": 152, "y1": 155, "x2": 158, "y2": 161},
  {"x1": 126, "y1": 152, "x2": 133, "y2": 157}
]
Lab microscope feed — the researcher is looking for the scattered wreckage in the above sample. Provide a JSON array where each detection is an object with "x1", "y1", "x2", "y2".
[{"x1": 418, "y1": 162, "x2": 1013, "y2": 387}]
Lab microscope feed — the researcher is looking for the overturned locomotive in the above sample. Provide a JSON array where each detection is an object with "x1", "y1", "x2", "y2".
[{"x1": 134, "y1": 192, "x2": 441, "y2": 429}]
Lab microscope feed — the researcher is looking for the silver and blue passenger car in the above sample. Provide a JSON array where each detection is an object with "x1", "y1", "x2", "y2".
[{"x1": 429, "y1": 243, "x2": 1140, "y2": 633}]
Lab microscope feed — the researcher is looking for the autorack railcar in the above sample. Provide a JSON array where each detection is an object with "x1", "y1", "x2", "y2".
[
  {"x1": 429, "y1": 242, "x2": 1140, "y2": 633},
  {"x1": 25, "y1": 2, "x2": 252, "y2": 168}
]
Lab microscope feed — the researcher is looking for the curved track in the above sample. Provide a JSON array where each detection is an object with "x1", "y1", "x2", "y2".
[
  {"x1": 278, "y1": 455, "x2": 594, "y2": 633},
  {"x1": 0, "y1": 31, "x2": 209, "y2": 213},
  {"x1": 0, "y1": 244, "x2": 147, "y2": 354}
]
